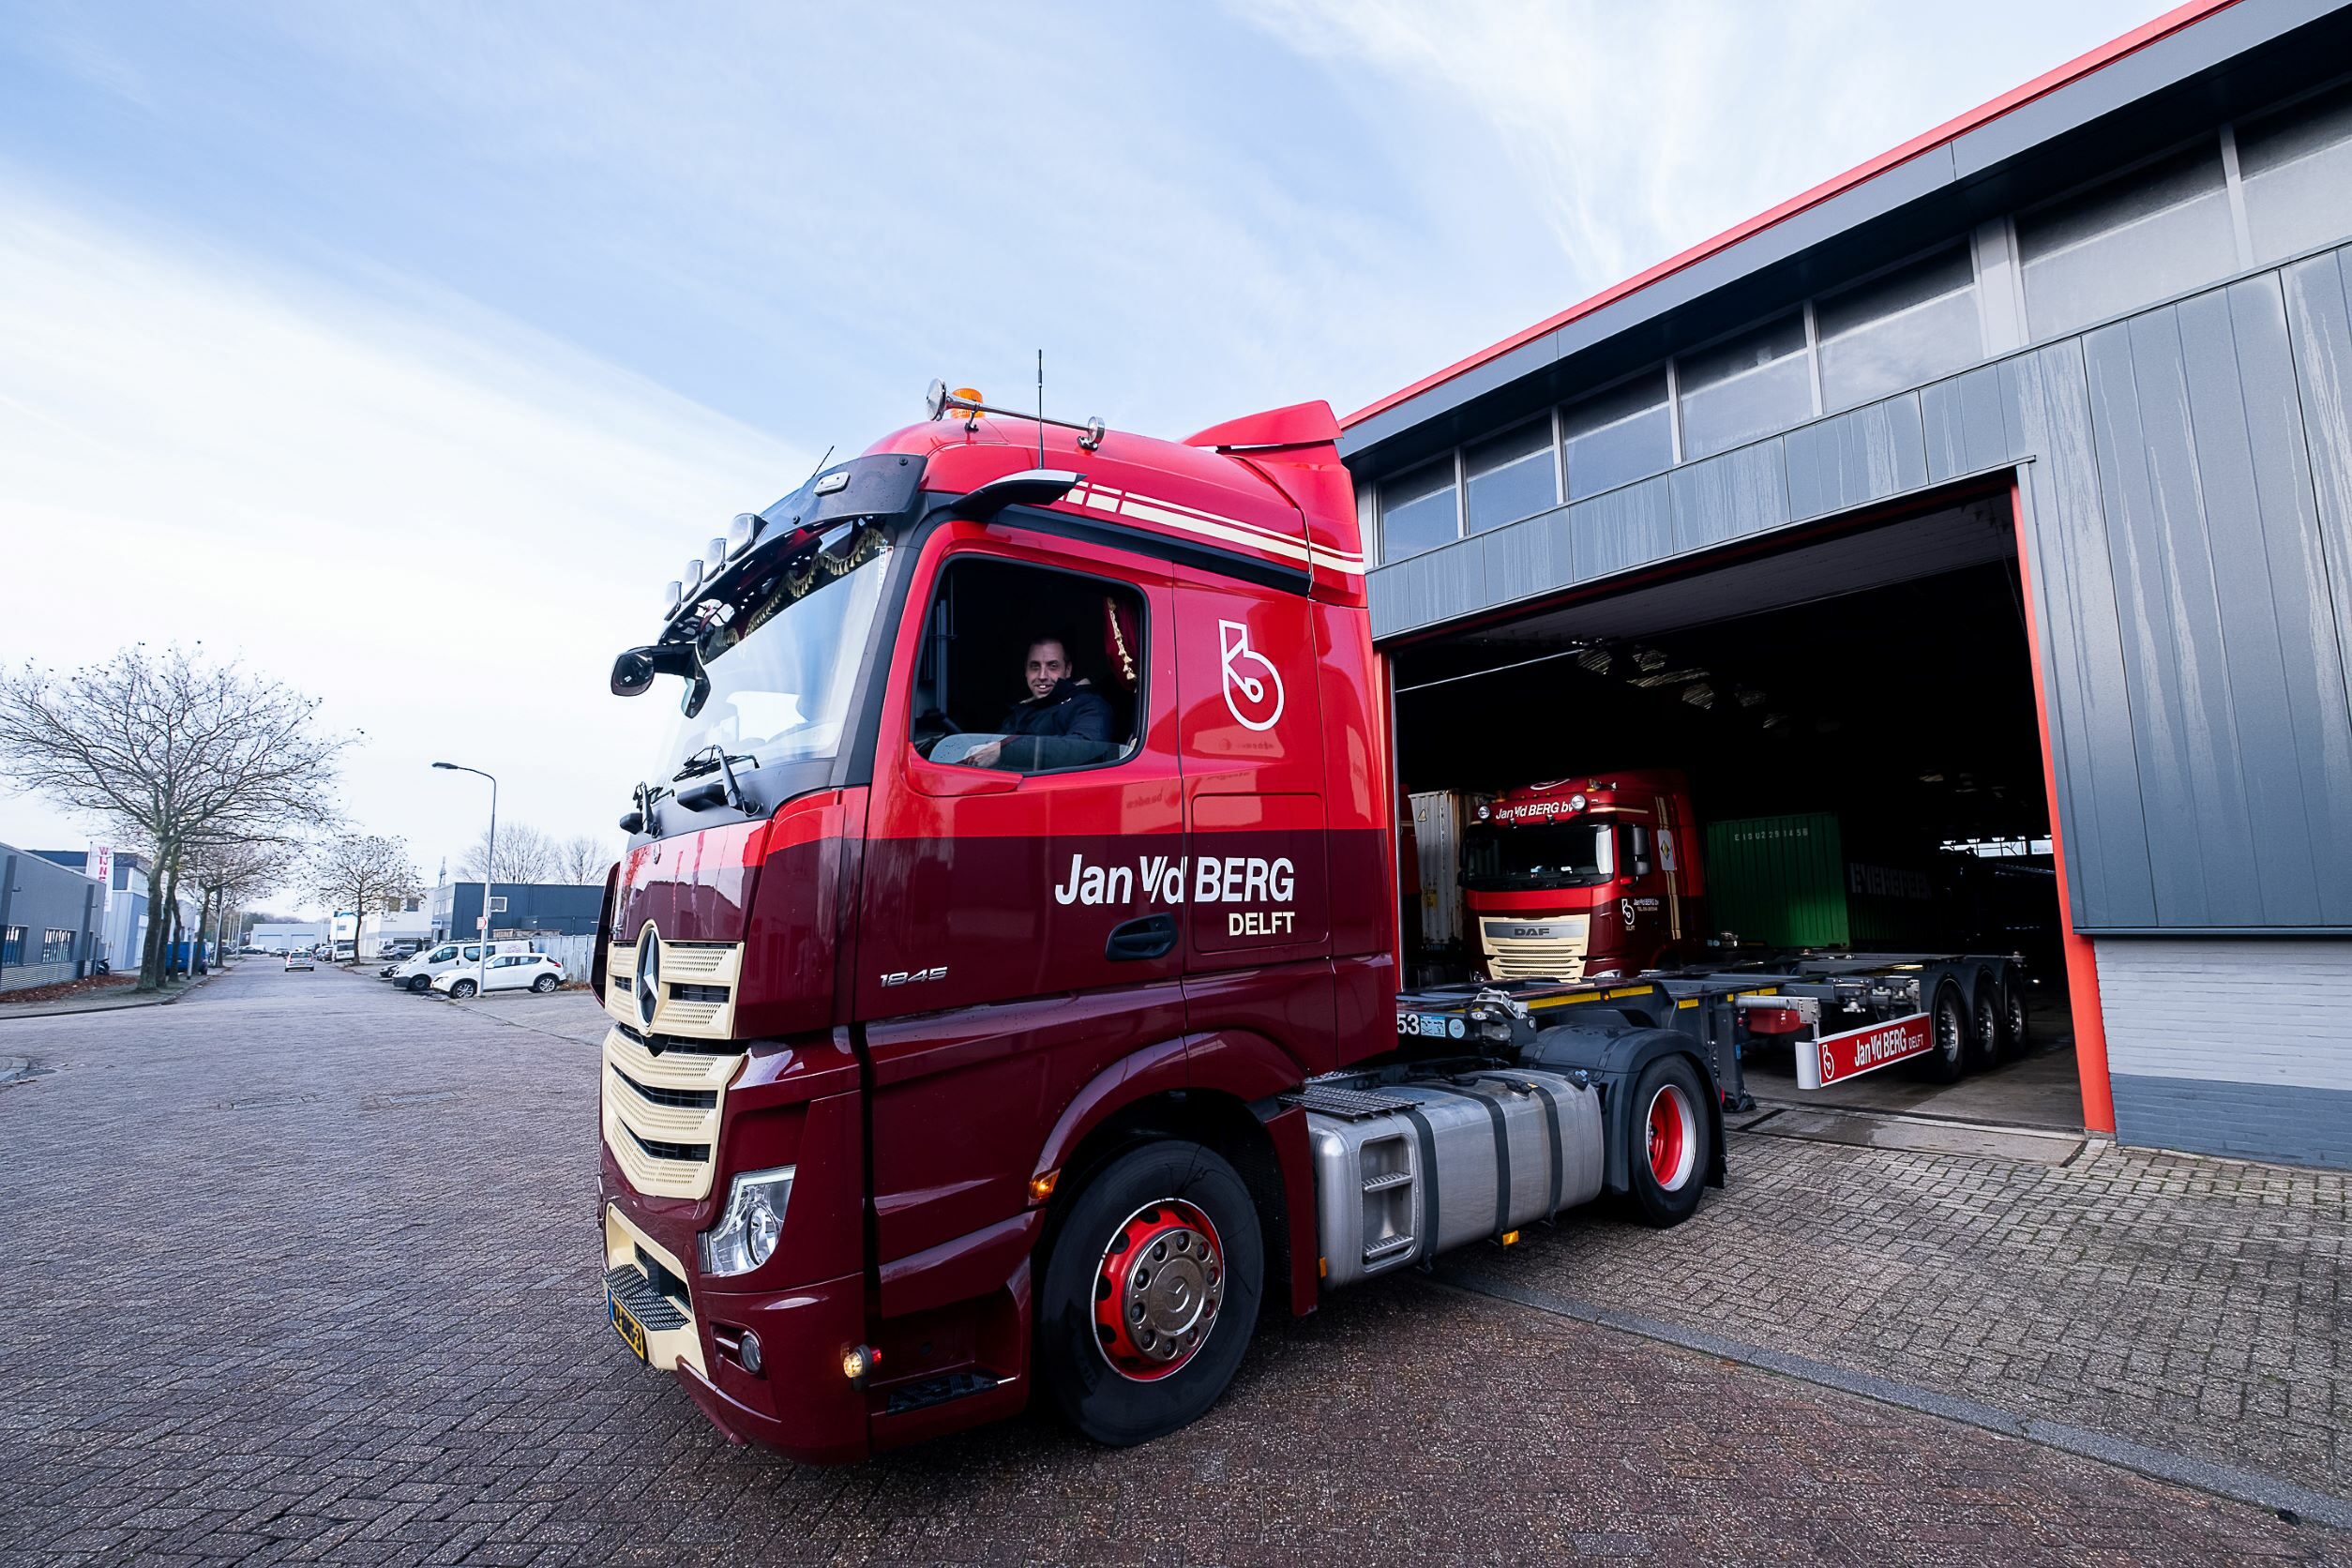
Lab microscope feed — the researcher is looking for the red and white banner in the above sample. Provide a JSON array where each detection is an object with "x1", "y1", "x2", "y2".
[{"x1": 1799, "y1": 1012, "x2": 1933, "y2": 1091}]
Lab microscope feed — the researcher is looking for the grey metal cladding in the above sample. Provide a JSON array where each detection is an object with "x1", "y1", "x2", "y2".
[
  {"x1": 2072, "y1": 279, "x2": 2352, "y2": 930},
  {"x1": 1369, "y1": 535, "x2": 1486, "y2": 641},
  {"x1": 1669, "y1": 443, "x2": 1788, "y2": 556},
  {"x1": 2081, "y1": 309, "x2": 2230, "y2": 925},
  {"x1": 2283, "y1": 246, "x2": 2352, "y2": 703},
  {"x1": 1922, "y1": 363, "x2": 2027, "y2": 484},
  {"x1": 2010, "y1": 341, "x2": 2157, "y2": 930},
  {"x1": 1786, "y1": 395, "x2": 1929, "y2": 520},
  {"x1": 1568, "y1": 475, "x2": 1676, "y2": 584},
  {"x1": 2190, "y1": 279, "x2": 2352, "y2": 925},
  {"x1": 1481, "y1": 508, "x2": 1576, "y2": 608}
]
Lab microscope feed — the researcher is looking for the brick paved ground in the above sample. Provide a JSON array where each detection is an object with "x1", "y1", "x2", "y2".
[
  {"x1": 1462, "y1": 1108, "x2": 2351, "y2": 1503},
  {"x1": 0, "y1": 966, "x2": 2344, "y2": 1566}
]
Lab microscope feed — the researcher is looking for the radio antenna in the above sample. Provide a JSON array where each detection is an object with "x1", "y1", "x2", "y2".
[{"x1": 1036, "y1": 350, "x2": 1047, "y2": 470}]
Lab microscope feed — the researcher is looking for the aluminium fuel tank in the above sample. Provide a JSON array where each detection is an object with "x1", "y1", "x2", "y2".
[{"x1": 1298, "y1": 1067, "x2": 1604, "y2": 1289}]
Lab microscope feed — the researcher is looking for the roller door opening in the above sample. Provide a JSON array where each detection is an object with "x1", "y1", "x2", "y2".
[{"x1": 1387, "y1": 487, "x2": 2088, "y2": 1132}]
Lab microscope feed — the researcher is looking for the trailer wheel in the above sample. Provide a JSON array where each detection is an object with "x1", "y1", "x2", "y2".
[
  {"x1": 1037, "y1": 1140, "x2": 1262, "y2": 1447},
  {"x1": 1625, "y1": 1055, "x2": 1711, "y2": 1228},
  {"x1": 1923, "y1": 983, "x2": 1969, "y2": 1083},
  {"x1": 2001, "y1": 978, "x2": 2030, "y2": 1058},
  {"x1": 1968, "y1": 981, "x2": 2002, "y2": 1072}
]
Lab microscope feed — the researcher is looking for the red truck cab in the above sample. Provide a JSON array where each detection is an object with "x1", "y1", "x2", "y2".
[
  {"x1": 1462, "y1": 770, "x2": 1706, "y2": 982},
  {"x1": 592, "y1": 393, "x2": 1393, "y2": 1459}
]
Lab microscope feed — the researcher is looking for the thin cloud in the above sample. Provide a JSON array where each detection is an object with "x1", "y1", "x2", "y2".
[{"x1": 0, "y1": 176, "x2": 802, "y2": 898}]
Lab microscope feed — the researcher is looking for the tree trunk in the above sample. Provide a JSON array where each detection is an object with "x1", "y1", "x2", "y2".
[
  {"x1": 137, "y1": 853, "x2": 170, "y2": 991},
  {"x1": 162, "y1": 858, "x2": 183, "y2": 979}
]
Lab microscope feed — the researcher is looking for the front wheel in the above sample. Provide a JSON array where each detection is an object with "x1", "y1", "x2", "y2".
[
  {"x1": 1037, "y1": 1140, "x2": 1263, "y2": 1448},
  {"x1": 531, "y1": 974, "x2": 557, "y2": 993},
  {"x1": 449, "y1": 979, "x2": 477, "y2": 1000},
  {"x1": 1625, "y1": 1055, "x2": 1711, "y2": 1228},
  {"x1": 406, "y1": 975, "x2": 431, "y2": 993}
]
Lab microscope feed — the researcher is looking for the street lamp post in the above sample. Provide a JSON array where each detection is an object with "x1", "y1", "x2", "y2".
[{"x1": 432, "y1": 761, "x2": 498, "y2": 1001}]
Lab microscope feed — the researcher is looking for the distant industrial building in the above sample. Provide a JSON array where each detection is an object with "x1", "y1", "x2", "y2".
[
  {"x1": 0, "y1": 842, "x2": 102, "y2": 993},
  {"x1": 431, "y1": 881, "x2": 604, "y2": 941}
]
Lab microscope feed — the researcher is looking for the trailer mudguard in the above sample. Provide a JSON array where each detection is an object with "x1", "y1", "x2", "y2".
[{"x1": 1523, "y1": 1022, "x2": 1727, "y2": 1193}]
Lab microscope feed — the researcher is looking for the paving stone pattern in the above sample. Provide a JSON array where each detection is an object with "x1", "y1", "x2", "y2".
[
  {"x1": 1486, "y1": 1105, "x2": 2351, "y2": 1505},
  {"x1": 0, "y1": 967, "x2": 2342, "y2": 1565}
]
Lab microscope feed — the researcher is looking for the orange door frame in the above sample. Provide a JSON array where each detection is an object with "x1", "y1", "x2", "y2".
[{"x1": 2008, "y1": 476, "x2": 2116, "y2": 1134}]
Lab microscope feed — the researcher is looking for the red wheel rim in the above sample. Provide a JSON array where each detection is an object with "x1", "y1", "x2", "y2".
[
  {"x1": 1092, "y1": 1199, "x2": 1225, "y2": 1381},
  {"x1": 1646, "y1": 1084, "x2": 1696, "y2": 1191}
]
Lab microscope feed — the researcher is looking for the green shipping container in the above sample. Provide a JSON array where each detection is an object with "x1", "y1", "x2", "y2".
[
  {"x1": 1704, "y1": 814, "x2": 1850, "y2": 948},
  {"x1": 1705, "y1": 813, "x2": 1954, "y2": 950}
]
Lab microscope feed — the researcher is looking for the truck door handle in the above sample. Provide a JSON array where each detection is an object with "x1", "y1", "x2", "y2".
[{"x1": 1105, "y1": 912, "x2": 1178, "y2": 962}]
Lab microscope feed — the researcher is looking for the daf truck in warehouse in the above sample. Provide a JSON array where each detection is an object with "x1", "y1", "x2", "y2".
[{"x1": 592, "y1": 387, "x2": 1934, "y2": 1460}]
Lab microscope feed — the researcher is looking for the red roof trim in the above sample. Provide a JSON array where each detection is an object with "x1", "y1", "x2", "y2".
[{"x1": 1341, "y1": 0, "x2": 2243, "y2": 430}]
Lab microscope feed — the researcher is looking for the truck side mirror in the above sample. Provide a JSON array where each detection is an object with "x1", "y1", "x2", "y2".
[
  {"x1": 1628, "y1": 824, "x2": 1652, "y2": 878},
  {"x1": 610, "y1": 648, "x2": 656, "y2": 696},
  {"x1": 611, "y1": 643, "x2": 699, "y2": 697}
]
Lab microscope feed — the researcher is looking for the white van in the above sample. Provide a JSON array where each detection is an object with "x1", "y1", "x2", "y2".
[{"x1": 386, "y1": 940, "x2": 535, "y2": 992}]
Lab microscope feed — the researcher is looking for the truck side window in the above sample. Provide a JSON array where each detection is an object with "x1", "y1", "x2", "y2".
[{"x1": 912, "y1": 557, "x2": 1146, "y2": 776}]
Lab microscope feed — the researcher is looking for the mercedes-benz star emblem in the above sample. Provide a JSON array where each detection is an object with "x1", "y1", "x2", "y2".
[{"x1": 634, "y1": 923, "x2": 661, "y2": 1034}]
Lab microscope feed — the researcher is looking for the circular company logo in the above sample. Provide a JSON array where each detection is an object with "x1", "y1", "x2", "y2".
[
  {"x1": 1817, "y1": 1046, "x2": 1836, "y2": 1084},
  {"x1": 633, "y1": 923, "x2": 661, "y2": 1033}
]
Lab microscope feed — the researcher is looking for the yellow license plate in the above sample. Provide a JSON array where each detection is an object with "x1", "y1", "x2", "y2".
[{"x1": 608, "y1": 1288, "x2": 649, "y2": 1363}]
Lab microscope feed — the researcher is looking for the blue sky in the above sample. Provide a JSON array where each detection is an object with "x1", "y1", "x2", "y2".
[{"x1": 0, "y1": 1, "x2": 2161, "y2": 904}]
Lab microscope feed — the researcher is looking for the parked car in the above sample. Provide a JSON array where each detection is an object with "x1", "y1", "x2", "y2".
[
  {"x1": 284, "y1": 953, "x2": 316, "y2": 972},
  {"x1": 430, "y1": 952, "x2": 565, "y2": 1000},
  {"x1": 385, "y1": 940, "x2": 536, "y2": 992}
]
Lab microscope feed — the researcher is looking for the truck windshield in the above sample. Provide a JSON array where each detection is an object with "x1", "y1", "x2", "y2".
[
  {"x1": 1461, "y1": 821, "x2": 1617, "y2": 891},
  {"x1": 658, "y1": 521, "x2": 892, "y2": 778}
]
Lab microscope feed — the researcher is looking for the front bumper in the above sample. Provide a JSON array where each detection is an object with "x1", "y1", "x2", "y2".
[{"x1": 601, "y1": 1201, "x2": 872, "y2": 1464}]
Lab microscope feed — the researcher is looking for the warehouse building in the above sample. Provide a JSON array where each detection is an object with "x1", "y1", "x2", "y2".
[
  {"x1": 1344, "y1": 0, "x2": 2352, "y2": 1168},
  {"x1": 0, "y1": 842, "x2": 102, "y2": 994},
  {"x1": 430, "y1": 881, "x2": 604, "y2": 942}
]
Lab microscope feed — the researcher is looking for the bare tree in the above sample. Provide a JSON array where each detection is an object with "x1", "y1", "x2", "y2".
[
  {"x1": 308, "y1": 835, "x2": 421, "y2": 962},
  {"x1": 556, "y1": 834, "x2": 611, "y2": 884},
  {"x1": 0, "y1": 645, "x2": 348, "y2": 989},
  {"x1": 460, "y1": 822, "x2": 557, "y2": 884},
  {"x1": 185, "y1": 837, "x2": 294, "y2": 967}
]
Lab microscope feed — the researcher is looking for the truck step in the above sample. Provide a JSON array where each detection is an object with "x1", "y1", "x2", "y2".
[
  {"x1": 1285, "y1": 1082, "x2": 1422, "y2": 1120},
  {"x1": 1362, "y1": 1235, "x2": 1418, "y2": 1262},
  {"x1": 1360, "y1": 1170, "x2": 1415, "y2": 1194},
  {"x1": 882, "y1": 1369, "x2": 1003, "y2": 1416}
]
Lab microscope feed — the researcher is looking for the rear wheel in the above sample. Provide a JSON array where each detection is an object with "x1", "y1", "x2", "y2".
[
  {"x1": 2001, "y1": 977, "x2": 2030, "y2": 1059},
  {"x1": 1037, "y1": 1140, "x2": 1262, "y2": 1447},
  {"x1": 1968, "y1": 980, "x2": 2002, "y2": 1072},
  {"x1": 1625, "y1": 1055, "x2": 1711, "y2": 1228},
  {"x1": 531, "y1": 974, "x2": 557, "y2": 993},
  {"x1": 449, "y1": 978, "x2": 477, "y2": 1000},
  {"x1": 1922, "y1": 983, "x2": 1968, "y2": 1083}
]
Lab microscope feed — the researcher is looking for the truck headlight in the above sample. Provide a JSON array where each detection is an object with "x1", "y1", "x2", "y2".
[{"x1": 700, "y1": 1166, "x2": 794, "y2": 1277}]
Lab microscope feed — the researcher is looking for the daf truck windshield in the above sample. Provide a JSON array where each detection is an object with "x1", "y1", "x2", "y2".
[
  {"x1": 658, "y1": 521, "x2": 891, "y2": 776},
  {"x1": 1461, "y1": 821, "x2": 1616, "y2": 891}
]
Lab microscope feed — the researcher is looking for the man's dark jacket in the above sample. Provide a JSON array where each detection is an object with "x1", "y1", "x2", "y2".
[{"x1": 994, "y1": 679, "x2": 1114, "y2": 770}]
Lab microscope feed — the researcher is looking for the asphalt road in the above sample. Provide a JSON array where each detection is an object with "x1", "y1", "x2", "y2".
[{"x1": 0, "y1": 964, "x2": 2341, "y2": 1566}]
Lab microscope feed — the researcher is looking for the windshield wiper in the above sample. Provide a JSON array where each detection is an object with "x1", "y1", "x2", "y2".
[{"x1": 674, "y1": 746, "x2": 760, "y2": 813}]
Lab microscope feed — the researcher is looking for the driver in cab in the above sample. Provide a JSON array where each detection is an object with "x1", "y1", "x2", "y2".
[{"x1": 962, "y1": 637, "x2": 1113, "y2": 771}]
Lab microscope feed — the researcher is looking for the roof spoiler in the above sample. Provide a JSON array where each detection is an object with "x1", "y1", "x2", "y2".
[{"x1": 1183, "y1": 400, "x2": 1340, "y2": 452}]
